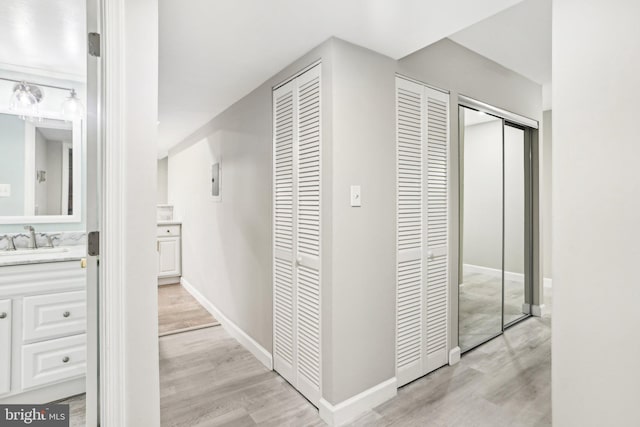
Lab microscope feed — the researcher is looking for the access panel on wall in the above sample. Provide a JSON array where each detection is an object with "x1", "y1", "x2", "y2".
[
  {"x1": 272, "y1": 63, "x2": 322, "y2": 406},
  {"x1": 396, "y1": 77, "x2": 450, "y2": 387}
]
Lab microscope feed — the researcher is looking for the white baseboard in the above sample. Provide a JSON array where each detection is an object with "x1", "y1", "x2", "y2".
[
  {"x1": 448, "y1": 346, "x2": 461, "y2": 366},
  {"x1": 531, "y1": 304, "x2": 545, "y2": 317},
  {"x1": 180, "y1": 277, "x2": 273, "y2": 370},
  {"x1": 319, "y1": 378, "x2": 397, "y2": 426},
  {"x1": 463, "y1": 264, "x2": 524, "y2": 283},
  {"x1": 522, "y1": 303, "x2": 531, "y2": 315},
  {"x1": 544, "y1": 278, "x2": 553, "y2": 288}
]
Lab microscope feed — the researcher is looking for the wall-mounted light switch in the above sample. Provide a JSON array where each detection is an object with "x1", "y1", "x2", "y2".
[
  {"x1": 350, "y1": 185, "x2": 361, "y2": 207},
  {"x1": 0, "y1": 184, "x2": 10, "y2": 198}
]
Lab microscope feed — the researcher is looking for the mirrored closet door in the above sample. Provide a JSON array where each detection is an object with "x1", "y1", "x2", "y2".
[{"x1": 458, "y1": 104, "x2": 534, "y2": 353}]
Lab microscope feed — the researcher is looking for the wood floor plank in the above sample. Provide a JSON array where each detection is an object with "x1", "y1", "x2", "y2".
[
  {"x1": 59, "y1": 290, "x2": 552, "y2": 427},
  {"x1": 158, "y1": 283, "x2": 220, "y2": 335}
]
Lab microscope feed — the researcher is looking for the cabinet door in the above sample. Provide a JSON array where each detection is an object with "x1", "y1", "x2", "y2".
[
  {"x1": 158, "y1": 237, "x2": 181, "y2": 277},
  {"x1": 0, "y1": 299, "x2": 11, "y2": 396}
]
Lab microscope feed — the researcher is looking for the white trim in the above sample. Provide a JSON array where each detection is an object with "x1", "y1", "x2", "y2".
[
  {"x1": 531, "y1": 304, "x2": 545, "y2": 317},
  {"x1": 462, "y1": 263, "x2": 525, "y2": 283},
  {"x1": 448, "y1": 346, "x2": 461, "y2": 366},
  {"x1": 0, "y1": 62, "x2": 86, "y2": 83},
  {"x1": 395, "y1": 72, "x2": 449, "y2": 95},
  {"x1": 544, "y1": 278, "x2": 553, "y2": 288},
  {"x1": 1, "y1": 117, "x2": 82, "y2": 224},
  {"x1": 99, "y1": 0, "x2": 127, "y2": 425},
  {"x1": 180, "y1": 277, "x2": 273, "y2": 370},
  {"x1": 319, "y1": 377, "x2": 397, "y2": 426}
]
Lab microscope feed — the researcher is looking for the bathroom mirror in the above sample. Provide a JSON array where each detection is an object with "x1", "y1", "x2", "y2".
[{"x1": 0, "y1": 111, "x2": 82, "y2": 223}]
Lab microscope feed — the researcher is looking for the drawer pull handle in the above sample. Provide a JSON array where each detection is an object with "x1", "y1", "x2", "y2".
[
  {"x1": 62, "y1": 356, "x2": 70, "y2": 363},
  {"x1": 63, "y1": 311, "x2": 71, "y2": 318},
  {"x1": 0, "y1": 312, "x2": 6, "y2": 319}
]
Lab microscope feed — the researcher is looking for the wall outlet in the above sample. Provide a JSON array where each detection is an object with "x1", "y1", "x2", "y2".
[
  {"x1": 350, "y1": 185, "x2": 361, "y2": 207},
  {"x1": 0, "y1": 184, "x2": 10, "y2": 198}
]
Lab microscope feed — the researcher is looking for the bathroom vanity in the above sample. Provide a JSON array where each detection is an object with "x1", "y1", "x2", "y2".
[
  {"x1": 0, "y1": 245, "x2": 86, "y2": 403},
  {"x1": 157, "y1": 221, "x2": 182, "y2": 285}
]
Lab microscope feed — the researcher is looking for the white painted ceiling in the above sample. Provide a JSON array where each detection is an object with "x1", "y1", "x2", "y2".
[
  {"x1": 0, "y1": 0, "x2": 86, "y2": 81},
  {"x1": 450, "y1": 0, "x2": 551, "y2": 87},
  {"x1": 158, "y1": 0, "x2": 526, "y2": 156}
]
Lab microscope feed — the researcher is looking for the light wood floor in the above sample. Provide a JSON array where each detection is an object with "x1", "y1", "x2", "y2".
[
  {"x1": 64, "y1": 291, "x2": 552, "y2": 426},
  {"x1": 158, "y1": 283, "x2": 220, "y2": 336}
]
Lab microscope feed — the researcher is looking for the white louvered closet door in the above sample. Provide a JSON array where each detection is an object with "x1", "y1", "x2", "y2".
[
  {"x1": 273, "y1": 64, "x2": 321, "y2": 406},
  {"x1": 396, "y1": 77, "x2": 449, "y2": 387}
]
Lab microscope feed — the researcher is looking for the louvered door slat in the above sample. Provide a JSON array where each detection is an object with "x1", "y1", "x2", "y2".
[
  {"x1": 396, "y1": 79, "x2": 424, "y2": 387},
  {"x1": 273, "y1": 64, "x2": 321, "y2": 408},
  {"x1": 273, "y1": 80, "x2": 297, "y2": 386},
  {"x1": 424, "y1": 92, "x2": 449, "y2": 371},
  {"x1": 295, "y1": 65, "x2": 321, "y2": 405},
  {"x1": 396, "y1": 77, "x2": 449, "y2": 387}
]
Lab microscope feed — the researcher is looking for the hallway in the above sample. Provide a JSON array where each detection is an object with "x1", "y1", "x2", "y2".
[{"x1": 159, "y1": 297, "x2": 551, "y2": 426}]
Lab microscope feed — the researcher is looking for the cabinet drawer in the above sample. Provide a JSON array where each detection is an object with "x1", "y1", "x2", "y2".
[
  {"x1": 157, "y1": 225, "x2": 180, "y2": 237},
  {"x1": 22, "y1": 334, "x2": 86, "y2": 390},
  {"x1": 23, "y1": 291, "x2": 86, "y2": 342}
]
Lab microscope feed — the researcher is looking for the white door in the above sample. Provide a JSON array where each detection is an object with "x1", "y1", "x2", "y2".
[
  {"x1": 0, "y1": 299, "x2": 12, "y2": 396},
  {"x1": 158, "y1": 237, "x2": 181, "y2": 277},
  {"x1": 396, "y1": 77, "x2": 450, "y2": 387},
  {"x1": 273, "y1": 64, "x2": 321, "y2": 405}
]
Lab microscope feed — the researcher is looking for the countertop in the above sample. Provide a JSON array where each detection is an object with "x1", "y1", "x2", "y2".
[{"x1": 0, "y1": 245, "x2": 87, "y2": 267}]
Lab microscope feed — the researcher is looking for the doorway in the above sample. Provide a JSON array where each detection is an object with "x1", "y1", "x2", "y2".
[{"x1": 458, "y1": 102, "x2": 537, "y2": 353}]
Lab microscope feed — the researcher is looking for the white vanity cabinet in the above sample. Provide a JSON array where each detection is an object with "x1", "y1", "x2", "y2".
[
  {"x1": 0, "y1": 260, "x2": 86, "y2": 403},
  {"x1": 157, "y1": 223, "x2": 182, "y2": 284},
  {"x1": 0, "y1": 299, "x2": 11, "y2": 396}
]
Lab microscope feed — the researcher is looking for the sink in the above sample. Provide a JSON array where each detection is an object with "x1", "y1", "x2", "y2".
[{"x1": 0, "y1": 247, "x2": 69, "y2": 257}]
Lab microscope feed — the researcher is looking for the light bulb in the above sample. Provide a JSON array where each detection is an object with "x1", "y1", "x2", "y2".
[
  {"x1": 61, "y1": 89, "x2": 84, "y2": 120},
  {"x1": 10, "y1": 82, "x2": 40, "y2": 116}
]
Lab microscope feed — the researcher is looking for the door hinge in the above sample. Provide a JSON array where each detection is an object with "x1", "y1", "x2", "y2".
[
  {"x1": 88, "y1": 231, "x2": 100, "y2": 256},
  {"x1": 88, "y1": 33, "x2": 101, "y2": 57}
]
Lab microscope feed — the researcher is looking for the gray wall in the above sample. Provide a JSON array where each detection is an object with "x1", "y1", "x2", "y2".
[
  {"x1": 0, "y1": 113, "x2": 25, "y2": 215},
  {"x1": 552, "y1": 1, "x2": 640, "y2": 425},
  {"x1": 157, "y1": 157, "x2": 168, "y2": 205},
  {"x1": 46, "y1": 140, "x2": 63, "y2": 215},
  {"x1": 542, "y1": 110, "x2": 552, "y2": 279},
  {"x1": 462, "y1": 120, "x2": 503, "y2": 272},
  {"x1": 325, "y1": 39, "x2": 396, "y2": 404},
  {"x1": 167, "y1": 36, "x2": 543, "y2": 406},
  {"x1": 167, "y1": 37, "x2": 397, "y2": 405},
  {"x1": 168, "y1": 39, "x2": 335, "y2": 356},
  {"x1": 399, "y1": 38, "x2": 542, "y2": 345}
]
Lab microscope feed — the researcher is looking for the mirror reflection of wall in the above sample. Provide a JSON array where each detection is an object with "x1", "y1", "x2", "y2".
[
  {"x1": 0, "y1": 113, "x2": 73, "y2": 217},
  {"x1": 459, "y1": 105, "x2": 532, "y2": 353},
  {"x1": 460, "y1": 108, "x2": 503, "y2": 351}
]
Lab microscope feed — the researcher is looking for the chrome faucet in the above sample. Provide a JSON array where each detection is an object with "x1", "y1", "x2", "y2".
[
  {"x1": 24, "y1": 225, "x2": 38, "y2": 249},
  {"x1": 4, "y1": 235, "x2": 16, "y2": 251}
]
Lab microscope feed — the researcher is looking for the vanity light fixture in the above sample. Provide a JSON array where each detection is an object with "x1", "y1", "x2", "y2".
[
  {"x1": 61, "y1": 89, "x2": 84, "y2": 119},
  {"x1": 1, "y1": 77, "x2": 84, "y2": 121},
  {"x1": 9, "y1": 81, "x2": 43, "y2": 116}
]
